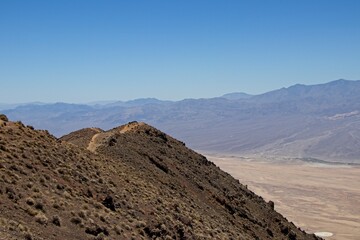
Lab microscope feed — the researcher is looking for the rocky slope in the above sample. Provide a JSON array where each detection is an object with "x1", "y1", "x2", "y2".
[{"x1": 0, "y1": 114, "x2": 319, "y2": 239}]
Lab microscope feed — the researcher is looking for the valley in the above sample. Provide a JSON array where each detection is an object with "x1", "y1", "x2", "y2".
[{"x1": 207, "y1": 154, "x2": 360, "y2": 240}]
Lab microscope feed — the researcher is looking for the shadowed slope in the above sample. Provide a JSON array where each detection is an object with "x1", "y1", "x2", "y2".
[{"x1": 0, "y1": 116, "x2": 320, "y2": 239}]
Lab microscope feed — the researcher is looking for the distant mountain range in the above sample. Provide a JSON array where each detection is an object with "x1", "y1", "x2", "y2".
[{"x1": 3, "y1": 79, "x2": 360, "y2": 163}]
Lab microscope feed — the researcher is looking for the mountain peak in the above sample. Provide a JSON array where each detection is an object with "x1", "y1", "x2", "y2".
[
  {"x1": 112, "y1": 121, "x2": 146, "y2": 134},
  {"x1": 327, "y1": 78, "x2": 358, "y2": 85},
  {"x1": 221, "y1": 92, "x2": 253, "y2": 100}
]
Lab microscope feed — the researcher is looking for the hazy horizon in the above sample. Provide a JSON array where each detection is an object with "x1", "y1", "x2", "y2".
[{"x1": 1, "y1": 78, "x2": 359, "y2": 105}]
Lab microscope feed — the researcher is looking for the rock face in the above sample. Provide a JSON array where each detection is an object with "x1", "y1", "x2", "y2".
[{"x1": 0, "y1": 116, "x2": 320, "y2": 239}]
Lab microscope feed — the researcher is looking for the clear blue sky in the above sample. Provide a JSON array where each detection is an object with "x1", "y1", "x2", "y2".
[{"x1": 1, "y1": 0, "x2": 359, "y2": 103}]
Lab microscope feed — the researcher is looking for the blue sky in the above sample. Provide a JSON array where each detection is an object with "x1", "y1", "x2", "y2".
[{"x1": 1, "y1": 0, "x2": 359, "y2": 103}]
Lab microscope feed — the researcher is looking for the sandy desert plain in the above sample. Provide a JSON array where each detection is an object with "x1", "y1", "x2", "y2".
[{"x1": 205, "y1": 154, "x2": 360, "y2": 240}]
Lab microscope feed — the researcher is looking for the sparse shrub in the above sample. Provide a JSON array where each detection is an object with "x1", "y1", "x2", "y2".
[
  {"x1": 70, "y1": 217, "x2": 82, "y2": 225},
  {"x1": 5, "y1": 186, "x2": 16, "y2": 200},
  {"x1": 268, "y1": 201, "x2": 274, "y2": 210},
  {"x1": 0, "y1": 145, "x2": 7, "y2": 152},
  {"x1": 85, "y1": 224, "x2": 109, "y2": 236},
  {"x1": 82, "y1": 204, "x2": 89, "y2": 210},
  {"x1": 281, "y1": 224, "x2": 289, "y2": 235},
  {"x1": 52, "y1": 215, "x2": 61, "y2": 226},
  {"x1": 99, "y1": 215, "x2": 107, "y2": 222},
  {"x1": 94, "y1": 232, "x2": 106, "y2": 240},
  {"x1": 35, "y1": 213, "x2": 48, "y2": 225},
  {"x1": 0, "y1": 114, "x2": 8, "y2": 122},
  {"x1": 63, "y1": 191, "x2": 72, "y2": 199},
  {"x1": 18, "y1": 223, "x2": 26, "y2": 232},
  {"x1": 78, "y1": 210, "x2": 87, "y2": 219},
  {"x1": 34, "y1": 201, "x2": 45, "y2": 212},
  {"x1": 121, "y1": 223, "x2": 131, "y2": 231},
  {"x1": 102, "y1": 195, "x2": 116, "y2": 211},
  {"x1": 266, "y1": 228, "x2": 273, "y2": 237},
  {"x1": 39, "y1": 177, "x2": 45, "y2": 184},
  {"x1": 25, "y1": 207, "x2": 38, "y2": 216},
  {"x1": 52, "y1": 202, "x2": 61, "y2": 209},
  {"x1": 25, "y1": 163, "x2": 33, "y2": 170},
  {"x1": 136, "y1": 221, "x2": 146, "y2": 228},
  {"x1": 288, "y1": 230, "x2": 297, "y2": 240},
  {"x1": 24, "y1": 232, "x2": 33, "y2": 240},
  {"x1": 94, "y1": 202, "x2": 103, "y2": 209},
  {"x1": 25, "y1": 197, "x2": 35, "y2": 206},
  {"x1": 113, "y1": 225, "x2": 123, "y2": 235},
  {"x1": 8, "y1": 220, "x2": 17, "y2": 231}
]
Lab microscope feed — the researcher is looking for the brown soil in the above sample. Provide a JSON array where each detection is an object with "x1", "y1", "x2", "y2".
[{"x1": 0, "y1": 117, "x2": 320, "y2": 239}]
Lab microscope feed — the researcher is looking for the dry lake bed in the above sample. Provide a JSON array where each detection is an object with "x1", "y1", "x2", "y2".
[{"x1": 206, "y1": 154, "x2": 360, "y2": 240}]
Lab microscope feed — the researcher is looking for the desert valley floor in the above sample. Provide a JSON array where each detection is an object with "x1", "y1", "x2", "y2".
[{"x1": 206, "y1": 154, "x2": 360, "y2": 240}]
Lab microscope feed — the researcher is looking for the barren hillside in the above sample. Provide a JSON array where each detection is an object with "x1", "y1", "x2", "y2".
[{"x1": 0, "y1": 114, "x2": 319, "y2": 239}]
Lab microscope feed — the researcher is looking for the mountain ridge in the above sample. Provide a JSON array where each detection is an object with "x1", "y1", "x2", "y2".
[
  {"x1": 0, "y1": 115, "x2": 320, "y2": 239},
  {"x1": 2, "y1": 79, "x2": 360, "y2": 163}
]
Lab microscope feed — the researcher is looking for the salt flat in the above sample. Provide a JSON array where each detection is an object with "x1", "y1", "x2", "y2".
[{"x1": 207, "y1": 154, "x2": 360, "y2": 240}]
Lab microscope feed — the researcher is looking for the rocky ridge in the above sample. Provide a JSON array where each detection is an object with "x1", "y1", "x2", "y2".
[{"x1": 0, "y1": 114, "x2": 320, "y2": 239}]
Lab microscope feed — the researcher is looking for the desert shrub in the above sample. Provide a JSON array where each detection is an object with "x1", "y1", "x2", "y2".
[
  {"x1": 25, "y1": 207, "x2": 38, "y2": 216},
  {"x1": 25, "y1": 197, "x2": 35, "y2": 206},
  {"x1": 281, "y1": 224, "x2": 289, "y2": 235},
  {"x1": 0, "y1": 114, "x2": 8, "y2": 122},
  {"x1": 99, "y1": 215, "x2": 107, "y2": 222},
  {"x1": 136, "y1": 221, "x2": 146, "y2": 228},
  {"x1": 94, "y1": 232, "x2": 106, "y2": 240},
  {"x1": 63, "y1": 191, "x2": 72, "y2": 199},
  {"x1": 113, "y1": 225, "x2": 123, "y2": 235},
  {"x1": 35, "y1": 213, "x2": 48, "y2": 225},
  {"x1": 8, "y1": 220, "x2": 18, "y2": 231},
  {"x1": 0, "y1": 145, "x2": 7, "y2": 151},
  {"x1": 52, "y1": 202, "x2": 61, "y2": 210},
  {"x1": 266, "y1": 228, "x2": 273, "y2": 237},
  {"x1": 288, "y1": 230, "x2": 297, "y2": 240},
  {"x1": 5, "y1": 186, "x2": 16, "y2": 200},
  {"x1": 70, "y1": 217, "x2": 82, "y2": 225},
  {"x1": 82, "y1": 204, "x2": 89, "y2": 210},
  {"x1": 268, "y1": 200, "x2": 275, "y2": 210},
  {"x1": 85, "y1": 224, "x2": 109, "y2": 236},
  {"x1": 24, "y1": 232, "x2": 33, "y2": 240},
  {"x1": 34, "y1": 202, "x2": 45, "y2": 211},
  {"x1": 51, "y1": 215, "x2": 61, "y2": 226},
  {"x1": 78, "y1": 210, "x2": 87, "y2": 219},
  {"x1": 94, "y1": 201, "x2": 103, "y2": 209},
  {"x1": 102, "y1": 195, "x2": 116, "y2": 211}
]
